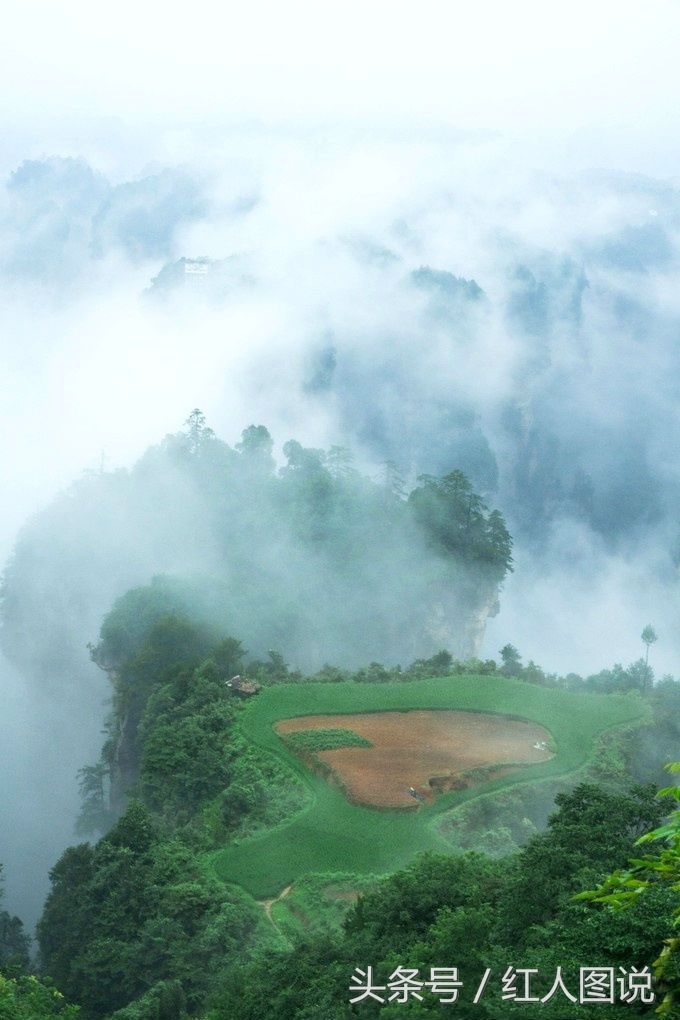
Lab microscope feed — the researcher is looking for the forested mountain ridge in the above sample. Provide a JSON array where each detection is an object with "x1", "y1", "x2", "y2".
[
  {"x1": 0, "y1": 410, "x2": 514, "y2": 945},
  {"x1": 0, "y1": 411, "x2": 512, "y2": 695},
  {"x1": 7, "y1": 414, "x2": 680, "y2": 1019},
  {"x1": 27, "y1": 601, "x2": 680, "y2": 1020}
]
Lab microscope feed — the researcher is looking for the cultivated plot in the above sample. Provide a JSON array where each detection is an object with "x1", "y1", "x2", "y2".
[{"x1": 277, "y1": 710, "x2": 553, "y2": 808}]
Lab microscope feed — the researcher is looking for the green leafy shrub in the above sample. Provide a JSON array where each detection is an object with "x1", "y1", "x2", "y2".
[{"x1": 0, "y1": 974, "x2": 79, "y2": 1018}]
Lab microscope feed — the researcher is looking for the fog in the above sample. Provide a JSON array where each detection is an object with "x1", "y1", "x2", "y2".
[{"x1": 2, "y1": 0, "x2": 680, "y2": 926}]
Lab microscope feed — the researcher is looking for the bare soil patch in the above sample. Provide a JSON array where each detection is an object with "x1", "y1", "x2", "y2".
[{"x1": 276, "y1": 710, "x2": 553, "y2": 809}]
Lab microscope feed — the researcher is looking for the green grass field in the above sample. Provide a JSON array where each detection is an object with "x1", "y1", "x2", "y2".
[{"x1": 208, "y1": 676, "x2": 648, "y2": 897}]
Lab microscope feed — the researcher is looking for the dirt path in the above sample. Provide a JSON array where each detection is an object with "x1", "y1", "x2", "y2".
[{"x1": 260, "y1": 883, "x2": 293, "y2": 927}]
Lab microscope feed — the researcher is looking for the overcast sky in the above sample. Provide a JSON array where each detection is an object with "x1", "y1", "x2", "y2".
[
  {"x1": 1, "y1": 0, "x2": 680, "y2": 176},
  {"x1": 1, "y1": 1, "x2": 679, "y2": 657}
]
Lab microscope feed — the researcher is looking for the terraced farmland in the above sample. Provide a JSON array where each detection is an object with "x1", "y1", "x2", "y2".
[{"x1": 208, "y1": 675, "x2": 647, "y2": 897}]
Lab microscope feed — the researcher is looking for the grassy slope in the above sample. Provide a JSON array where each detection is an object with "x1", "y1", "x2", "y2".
[{"x1": 208, "y1": 676, "x2": 647, "y2": 897}]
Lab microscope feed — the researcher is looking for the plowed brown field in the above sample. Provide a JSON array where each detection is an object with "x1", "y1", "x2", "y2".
[{"x1": 277, "y1": 710, "x2": 553, "y2": 808}]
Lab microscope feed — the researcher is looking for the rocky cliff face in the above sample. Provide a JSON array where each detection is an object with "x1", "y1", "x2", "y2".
[
  {"x1": 425, "y1": 581, "x2": 500, "y2": 661},
  {"x1": 457, "y1": 589, "x2": 500, "y2": 660}
]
